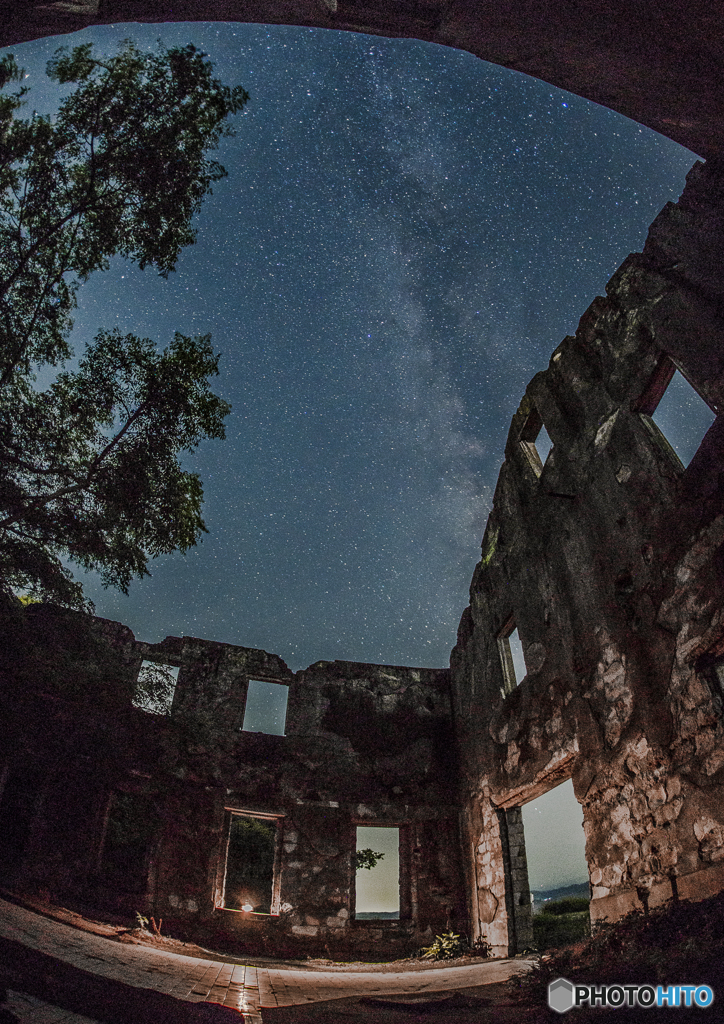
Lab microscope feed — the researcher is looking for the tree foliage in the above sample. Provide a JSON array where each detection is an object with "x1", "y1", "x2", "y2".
[
  {"x1": 0, "y1": 41, "x2": 248, "y2": 383},
  {"x1": 0, "y1": 40, "x2": 247, "y2": 606},
  {"x1": 354, "y1": 847, "x2": 385, "y2": 871},
  {"x1": 1, "y1": 329, "x2": 230, "y2": 604}
]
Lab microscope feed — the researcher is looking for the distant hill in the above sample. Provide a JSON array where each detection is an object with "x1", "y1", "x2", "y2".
[
  {"x1": 355, "y1": 911, "x2": 400, "y2": 920},
  {"x1": 531, "y1": 881, "x2": 589, "y2": 915}
]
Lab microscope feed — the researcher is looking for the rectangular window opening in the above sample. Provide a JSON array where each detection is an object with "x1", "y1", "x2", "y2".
[
  {"x1": 132, "y1": 661, "x2": 179, "y2": 715},
  {"x1": 638, "y1": 357, "x2": 716, "y2": 469},
  {"x1": 222, "y1": 812, "x2": 280, "y2": 914},
  {"x1": 498, "y1": 620, "x2": 527, "y2": 694},
  {"x1": 355, "y1": 825, "x2": 400, "y2": 920},
  {"x1": 519, "y1": 407, "x2": 554, "y2": 477},
  {"x1": 242, "y1": 679, "x2": 288, "y2": 736}
]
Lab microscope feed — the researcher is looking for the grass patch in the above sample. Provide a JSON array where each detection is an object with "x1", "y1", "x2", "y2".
[{"x1": 534, "y1": 909, "x2": 590, "y2": 950}]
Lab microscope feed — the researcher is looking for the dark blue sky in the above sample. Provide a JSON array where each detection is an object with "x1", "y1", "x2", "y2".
[{"x1": 7, "y1": 23, "x2": 696, "y2": 672}]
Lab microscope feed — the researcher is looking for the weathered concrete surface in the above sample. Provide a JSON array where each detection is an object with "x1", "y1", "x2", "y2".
[
  {"x1": 452, "y1": 157, "x2": 724, "y2": 954},
  {"x1": 0, "y1": 601, "x2": 465, "y2": 959},
  {"x1": 0, "y1": 1, "x2": 722, "y2": 160}
]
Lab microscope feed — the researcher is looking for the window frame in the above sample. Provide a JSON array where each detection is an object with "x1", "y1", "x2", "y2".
[
  {"x1": 241, "y1": 678, "x2": 290, "y2": 736},
  {"x1": 519, "y1": 406, "x2": 553, "y2": 479},
  {"x1": 350, "y1": 821, "x2": 412, "y2": 924},
  {"x1": 635, "y1": 354, "x2": 717, "y2": 471},
  {"x1": 498, "y1": 615, "x2": 526, "y2": 695},
  {"x1": 132, "y1": 659, "x2": 180, "y2": 716},
  {"x1": 217, "y1": 808, "x2": 284, "y2": 916}
]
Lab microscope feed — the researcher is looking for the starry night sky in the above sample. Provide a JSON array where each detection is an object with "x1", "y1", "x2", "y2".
[{"x1": 4, "y1": 23, "x2": 699, "y2": 888}]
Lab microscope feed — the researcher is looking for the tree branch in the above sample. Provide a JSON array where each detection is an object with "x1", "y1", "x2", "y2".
[{"x1": 0, "y1": 398, "x2": 150, "y2": 531}]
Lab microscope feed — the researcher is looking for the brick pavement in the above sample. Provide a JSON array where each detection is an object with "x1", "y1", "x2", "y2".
[{"x1": 0, "y1": 898, "x2": 533, "y2": 1024}]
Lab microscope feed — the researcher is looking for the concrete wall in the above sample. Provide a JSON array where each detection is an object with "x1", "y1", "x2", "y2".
[{"x1": 451, "y1": 157, "x2": 724, "y2": 954}]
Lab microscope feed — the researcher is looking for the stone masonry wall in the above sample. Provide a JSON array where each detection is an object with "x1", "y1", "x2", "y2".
[
  {"x1": 4, "y1": 157, "x2": 724, "y2": 961},
  {"x1": 451, "y1": 158, "x2": 724, "y2": 955},
  {"x1": 0, "y1": 602, "x2": 465, "y2": 958}
]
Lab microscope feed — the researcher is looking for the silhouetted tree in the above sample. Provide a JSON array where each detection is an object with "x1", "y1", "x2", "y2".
[{"x1": 0, "y1": 41, "x2": 248, "y2": 605}]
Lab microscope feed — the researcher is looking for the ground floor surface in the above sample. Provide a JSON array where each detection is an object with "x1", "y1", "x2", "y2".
[{"x1": 0, "y1": 898, "x2": 534, "y2": 1024}]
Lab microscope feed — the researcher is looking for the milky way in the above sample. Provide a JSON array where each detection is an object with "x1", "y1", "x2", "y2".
[{"x1": 7, "y1": 24, "x2": 695, "y2": 672}]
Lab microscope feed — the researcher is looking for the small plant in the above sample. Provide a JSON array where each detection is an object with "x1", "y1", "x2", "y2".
[
  {"x1": 134, "y1": 911, "x2": 163, "y2": 937},
  {"x1": 468, "y1": 936, "x2": 491, "y2": 958},
  {"x1": 420, "y1": 931, "x2": 468, "y2": 960},
  {"x1": 354, "y1": 848, "x2": 385, "y2": 871}
]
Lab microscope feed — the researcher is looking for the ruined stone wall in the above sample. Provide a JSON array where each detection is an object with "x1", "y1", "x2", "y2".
[
  {"x1": 0, "y1": 602, "x2": 465, "y2": 957},
  {"x1": 4, "y1": 156, "x2": 724, "y2": 959},
  {"x1": 451, "y1": 158, "x2": 724, "y2": 954}
]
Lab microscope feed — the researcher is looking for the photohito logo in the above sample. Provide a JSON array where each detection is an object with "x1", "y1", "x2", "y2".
[{"x1": 548, "y1": 978, "x2": 714, "y2": 1013}]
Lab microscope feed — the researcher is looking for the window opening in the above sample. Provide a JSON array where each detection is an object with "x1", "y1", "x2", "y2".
[
  {"x1": 519, "y1": 407, "x2": 553, "y2": 477},
  {"x1": 638, "y1": 357, "x2": 716, "y2": 469},
  {"x1": 132, "y1": 660, "x2": 179, "y2": 715},
  {"x1": 100, "y1": 792, "x2": 157, "y2": 893},
  {"x1": 498, "y1": 620, "x2": 526, "y2": 693},
  {"x1": 535, "y1": 424, "x2": 554, "y2": 463},
  {"x1": 223, "y1": 813, "x2": 278, "y2": 913},
  {"x1": 355, "y1": 825, "x2": 399, "y2": 920},
  {"x1": 242, "y1": 679, "x2": 288, "y2": 735}
]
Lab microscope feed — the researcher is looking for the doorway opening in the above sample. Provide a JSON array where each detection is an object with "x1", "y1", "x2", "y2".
[
  {"x1": 222, "y1": 811, "x2": 280, "y2": 914},
  {"x1": 521, "y1": 778, "x2": 588, "y2": 908}
]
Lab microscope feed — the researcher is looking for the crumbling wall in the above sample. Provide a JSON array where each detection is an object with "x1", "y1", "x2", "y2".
[
  {"x1": 4, "y1": 159, "x2": 724, "y2": 962},
  {"x1": 0, "y1": 603, "x2": 465, "y2": 956},
  {"x1": 452, "y1": 158, "x2": 724, "y2": 954}
]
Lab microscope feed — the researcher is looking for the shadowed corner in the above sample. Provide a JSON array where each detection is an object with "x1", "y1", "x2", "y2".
[{"x1": 0, "y1": 984, "x2": 19, "y2": 1024}]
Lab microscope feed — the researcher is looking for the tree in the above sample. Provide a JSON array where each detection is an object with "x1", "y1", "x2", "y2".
[
  {"x1": 0, "y1": 40, "x2": 247, "y2": 606},
  {"x1": 1, "y1": 329, "x2": 230, "y2": 605},
  {"x1": 354, "y1": 848, "x2": 385, "y2": 870},
  {"x1": 0, "y1": 42, "x2": 248, "y2": 384}
]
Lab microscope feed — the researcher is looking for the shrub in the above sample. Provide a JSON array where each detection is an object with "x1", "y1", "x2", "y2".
[
  {"x1": 419, "y1": 931, "x2": 468, "y2": 960},
  {"x1": 534, "y1": 909, "x2": 590, "y2": 950},
  {"x1": 539, "y1": 896, "x2": 590, "y2": 916}
]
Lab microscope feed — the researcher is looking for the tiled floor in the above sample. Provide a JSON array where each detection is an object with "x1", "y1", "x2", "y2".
[{"x1": 0, "y1": 898, "x2": 533, "y2": 1023}]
